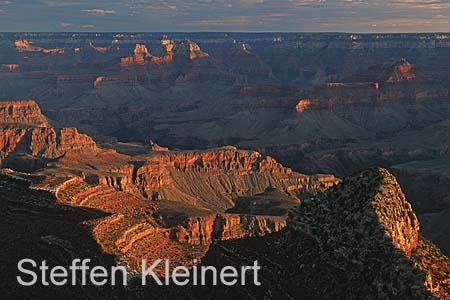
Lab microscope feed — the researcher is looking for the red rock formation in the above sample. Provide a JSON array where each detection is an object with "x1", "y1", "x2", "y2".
[
  {"x1": 14, "y1": 39, "x2": 41, "y2": 52},
  {"x1": 93, "y1": 76, "x2": 105, "y2": 87},
  {"x1": 161, "y1": 35, "x2": 174, "y2": 54},
  {"x1": 296, "y1": 99, "x2": 312, "y2": 113},
  {"x1": 0, "y1": 100, "x2": 49, "y2": 127},
  {"x1": 184, "y1": 40, "x2": 209, "y2": 60},
  {"x1": 151, "y1": 36, "x2": 175, "y2": 64},
  {"x1": 149, "y1": 140, "x2": 169, "y2": 151},
  {"x1": 387, "y1": 58, "x2": 416, "y2": 83},
  {"x1": 53, "y1": 145, "x2": 338, "y2": 211},
  {"x1": 42, "y1": 48, "x2": 64, "y2": 54},
  {"x1": 149, "y1": 36, "x2": 209, "y2": 64},
  {"x1": 1, "y1": 127, "x2": 97, "y2": 159},
  {"x1": 14, "y1": 39, "x2": 64, "y2": 54},
  {"x1": 89, "y1": 42, "x2": 108, "y2": 53},
  {"x1": 171, "y1": 213, "x2": 286, "y2": 245},
  {"x1": 120, "y1": 43, "x2": 151, "y2": 66},
  {"x1": 92, "y1": 75, "x2": 138, "y2": 88},
  {"x1": 1, "y1": 64, "x2": 20, "y2": 71},
  {"x1": 0, "y1": 101, "x2": 98, "y2": 165}
]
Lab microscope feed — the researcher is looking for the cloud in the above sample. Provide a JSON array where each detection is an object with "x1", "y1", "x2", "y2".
[
  {"x1": 1, "y1": 0, "x2": 450, "y2": 32},
  {"x1": 60, "y1": 22, "x2": 74, "y2": 28},
  {"x1": 81, "y1": 9, "x2": 116, "y2": 16}
]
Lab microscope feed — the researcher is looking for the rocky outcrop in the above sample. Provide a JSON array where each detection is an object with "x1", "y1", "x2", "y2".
[
  {"x1": 31, "y1": 127, "x2": 97, "y2": 157},
  {"x1": 289, "y1": 168, "x2": 449, "y2": 299},
  {"x1": 200, "y1": 168, "x2": 450, "y2": 300},
  {"x1": 14, "y1": 39, "x2": 42, "y2": 52},
  {"x1": 133, "y1": 147, "x2": 338, "y2": 211},
  {"x1": 149, "y1": 36, "x2": 208, "y2": 64},
  {"x1": 15, "y1": 39, "x2": 64, "y2": 54},
  {"x1": 295, "y1": 98, "x2": 312, "y2": 113},
  {"x1": 387, "y1": 58, "x2": 416, "y2": 83},
  {"x1": 89, "y1": 42, "x2": 108, "y2": 53},
  {"x1": 149, "y1": 139, "x2": 169, "y2": 151},
  {"x1": 151, "y1": 36, "x2": 175, "y2": 64},
  {"x1": 291, "y1": 168, "x2": 419, "y2": 256},
  {"x1": 0, "y1": 100, "x2": 49, "y2": 127},
  {"x1": 158, "y1": 206, "x2": 286, "y2": 246},
  {"x1": 120, "y1": 43, "x2": 151, "y2": 66},
  {"x1": 1, "y1": 64, "x2": 20, "y2": 71},
  {"x1": 0, "y1": 126, "x2": 97, "y2": 163},
  {"x1": 48, "y1": 144, "x2": 338, "y2": 211},
  {"x1": 0, "y1": 101, "x2": 97, "y2": 167},
  {"x1": 181, "y1": 40, "x2": 209, "y2": 60}
]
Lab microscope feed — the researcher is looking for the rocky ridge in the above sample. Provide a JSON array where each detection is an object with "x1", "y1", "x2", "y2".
[
  {"x1": 0, "y1": 100, "x2": 97, "y2": 168},
  {"x1": 289, "y1": 168, "x2": 449, "y2": 299},
  {"x1": 198, "y1": 168, "x2": 450, "y2": 300}
]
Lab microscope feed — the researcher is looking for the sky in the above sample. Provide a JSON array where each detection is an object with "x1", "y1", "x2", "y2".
[{"x1": 0, "y1": 0, "x2": 449, "y2": 32}]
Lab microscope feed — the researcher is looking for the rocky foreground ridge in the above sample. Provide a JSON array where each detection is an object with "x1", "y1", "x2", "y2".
[{"x1": 199, "y1": 168, "x2": 450, "y2": 300}]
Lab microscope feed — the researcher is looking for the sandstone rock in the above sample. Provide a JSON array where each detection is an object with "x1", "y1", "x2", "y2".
[
  {"x1": 14, "y1": 39, "x2": 41, "y2": 52},
  {"x1": 120, "y1": 43, "x2": 151, "y2": 66},
  {"x1": 151, "y1": 35, "x2": 175, "y2": 64},
  {"x1": 0, "y1": 100, "x2": 49, "y2": 127},
  {"x1": 1, "y1": 64, "x2": 20, "y2": 71},
  {"x1": 149, "y1": 139, "x2": 169, "y2": 151},
  {"x1": 0, "y1": 101, "x2": 98, "y2": 167},
  {"x1": 14, "y1": 39, "x2": 64, "y2": 54},
  {"x1": 183, "y1": 40, "x2": 209, "y2": 60},
  {"x1": 89, "y1": 41, "x2": 108, "y2": 53},
  {"x1": 296, "y1": 98, "x2": 313, "y2": 113},
  {"x1": 387, "y1": 58, "x2": 416, "y2": 83}
]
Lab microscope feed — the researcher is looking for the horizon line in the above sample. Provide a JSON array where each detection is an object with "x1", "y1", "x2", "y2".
[{"x1": 1, "y1": 31, "x2": 450, "y2": 35}]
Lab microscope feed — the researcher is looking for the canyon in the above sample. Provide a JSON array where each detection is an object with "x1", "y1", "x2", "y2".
[
  {"x1": 1, "y1": 32, "x2": 450, "y2": 299},
  {"x1": 0, "y1": 100, "x2": 338, "y2": 275}
]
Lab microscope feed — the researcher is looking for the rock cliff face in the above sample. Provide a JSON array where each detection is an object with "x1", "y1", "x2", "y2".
[
  {"x1": 0, "y1": 100, "x2": 49, "y2": 127},
  {"x1": 14, "y1": 39, "x2": 42, "y2": 52},
  {"x1": 0, "y1": 100, "x2": 97, "y2": 167},
  {"x1": 49, "y1": 145, "x2": 333, "y2": 273},
  {"x1": 15, "y1": 39, "x2": 64, "y2": 54},
  {"x1": 1, "y1": 64, "x2": 20, "y2": 71},
  {"x1": 296, "y1": 99, "x2": 313, "y2": 113},
  {"x1": 120, "y1": 43, "x2": 151, "y2": 66},
  {"x1": 290, "y1": 168, "x2": 420, "y2": 258},
  {"x1": 387, "y1": 58, "x2": 416, "y2": 83},
  {"x1": 119, "y1": 37, "x2": 209, "y2": 67},
  {"x1": 200, "y1": 168, "x2": 450, "y2": 300},
  {"x1": 181, "y1": 40, "x2": 209, "y2": 60},
  {"x1": 288, "y1": 168, "x2": 450, "y2": 299},
  {"x1": 0, "y1": 127, "x2": 98, "y2": 165},
  {"x1": 62, "y1": 146, "x2": 338, "y2": 212}
]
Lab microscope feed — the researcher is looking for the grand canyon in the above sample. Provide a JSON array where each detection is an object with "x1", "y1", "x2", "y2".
[{"x1": 1, "y1": 32, "x2": 450, "y2": 299}]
